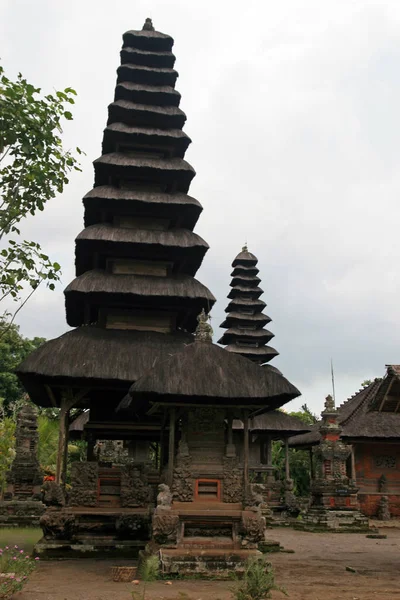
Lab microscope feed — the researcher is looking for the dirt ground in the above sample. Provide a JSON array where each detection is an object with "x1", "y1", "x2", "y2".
[{"x1": 14, "y1": 528, "x2": 400, "y2": 600}]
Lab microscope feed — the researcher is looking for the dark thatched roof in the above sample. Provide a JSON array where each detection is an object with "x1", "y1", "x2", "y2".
[
  {"x1": 120, "y1": 47, "x2": 176, "y2": 69},
  {"x1": 115, "y1": 82, "x2": 181, "y2": 107},
  {"x1": 75, "y1": 225, "x2": 208, "y2": 276},
  {"x1": 225, "y1": 344, "x2": 279, "y2": 361},
  {"x1": 117, "y1": 63, "x2": 178, "y2": 87},
  {"x1": 108, "y1": 100, "x2": 186, "y2": 130},
  {"x1": 289, "y1": 378, "x2": 400, "y2": 446},
  {"x1": 225, "y1": 298, "x2": 267, "y2": 313},
  {"x1": 94, "y1": 153, "x2": 195, "y2": 193},
  {"x1": 125, "y1": 341, "x2": 300, "y2": 410},
  {"x1": 16, "y1": 327, "x2": 193, "y2": 406},
  {"x1": 83, "y1": 186, "x2": 202, "y2": 230},
  {"x1": 218, "y1": 328, "x2": 274, "y2": 345},
  {"x1": 102, "y1": 123, "x2": 190, "y2": 157},
  {"x1": 232, "y1": 250, "x2": 258, "y2": 267},
  {"x1": 123, "y1": 29, "x2": 174, "y2": 52},
  {"x1": 228, "y1": 285, "x2": 263, "y2": 298},
  {"x1": 231, "y1": 275, "x2": 261, "y2": 286},
  {"x1": 232, "y1": 411, "x2": 311, "y2": 437},
  {"x1": 231, "y1": 265, "x2": 259, "y2": 276},
  {"x1": 220, "y1": 312, "x2": 272, "y2": 327}
]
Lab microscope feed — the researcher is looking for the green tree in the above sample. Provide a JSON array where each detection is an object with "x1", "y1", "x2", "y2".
[
  {"x1": 0, "y1": 317, "x2": 45, "y2": 414},
  {"x1": 0, "y1": 410, "x2": 15, "y2": 497},
  {"x1": 0, "y1": 65, "x2": 82, "y2": 320}
]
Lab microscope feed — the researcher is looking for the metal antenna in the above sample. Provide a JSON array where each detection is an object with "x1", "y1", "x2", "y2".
[{"x1": 331, "y1": 358, "x2": 336, "y2": 406}]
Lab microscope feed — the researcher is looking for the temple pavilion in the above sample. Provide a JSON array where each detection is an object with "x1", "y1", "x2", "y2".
[{"x1": 16, "y1": 20, "x2": 300, "y2": 570}]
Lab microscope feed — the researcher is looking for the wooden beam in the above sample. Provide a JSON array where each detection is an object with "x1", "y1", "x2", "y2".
[
  {"x1": 167, "y1": 407, "x2": 176, "y2": 488},
  {"x1": 379, "y1": 377, "x2": 394, "y2": 411},
  {"x1": 45, "y1": 384, "x2": 57, "y2": 408},
  {"x1": 284, "y1": 437, "x2": 290, "y2": 480},
  {"x1": 243, "y1": 410, "x2": 249, "y2": 498}
]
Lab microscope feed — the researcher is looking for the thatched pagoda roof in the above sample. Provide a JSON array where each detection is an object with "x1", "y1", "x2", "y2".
[
  {"x1": 123, "y1": 28, "x2": 174, "y2": 52},
  {"x1": 117, "y1": 64, "x2": 178, "y2": 86},
  {"x1": 232, "y1": 249, "x2": 258, "y2": 267},
  {"x1": 228, "y1": 285, "x2": 263, "y2": 299},
  {"x1": 231, "y1": 274, "x2": 261, "y2": 286},
  {"x1": 83, "y1": 186, "x2": 202, "y2": 230},
  {"x1": 289, "y1": 373, "x2": 400, "y2": 447},
  {"x1": 123, "y1": 340, "x2": 300, "y2": 411},
  {"x1": 218, "y1": 327, "x2": 274, "y2": 345},
  {"x1": 120, "y1": 46, "x2": 176, "y2": 69},
  {"x1": 102, "y1": 123, "x2": 190, "y2": 156},
  {"x1": 16, "y1": 327, "x2": 193, "y2": 407},
  {"x1": 233, "y1": 411, "x2": 311, "y2": 438},
  {"x1": 225, "y1": 298, "x2": 267, "y2": 313},
  {"x1": 224, "y1": 344, "x2": 279, "y2": 362},
  {"x1": 65, "y1": 270, "x2": 215, "y2": 328},
  {"x1": 115, "y1": 81, "x2": 181, "y2": 107},
  {"x1": 108, "y1": 99, "x2": 186, "y2": 129},
  {"x1": 221, "y1": 312, "x2": 272, "y2": 327},
  {"x1": 94, "y1": 153, "x2": 195, "y2": 192},
  {"x1": 230, "y1": 265, "x2": 259, "y2": 276}
]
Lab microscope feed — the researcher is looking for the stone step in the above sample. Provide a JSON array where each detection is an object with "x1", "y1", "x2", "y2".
[{"x1": 160, "y1": 548, "x2": 261, "y2": 577}]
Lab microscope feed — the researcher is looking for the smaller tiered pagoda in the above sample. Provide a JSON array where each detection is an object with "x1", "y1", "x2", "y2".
[{"x1": 218, "y1": 246, "x2": 278, "y2": 364}]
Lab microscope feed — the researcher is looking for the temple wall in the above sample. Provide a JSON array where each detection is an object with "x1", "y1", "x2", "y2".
[{"x1": 355, "y1": 442, "x2": 400, "y2": 516}]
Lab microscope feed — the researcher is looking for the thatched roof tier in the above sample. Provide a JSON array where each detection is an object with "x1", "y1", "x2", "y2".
[
  {"x1": 232, "y1": 250, "x2": 258, "y2": 267},
  {"x1": 123, "y1": 29, "x2": 174, "y2": 53},
  {"x1": 75, "y1": 224, "x2": 208, "y2": 276},
  {"x1": 16, "y1": 327, "x2": 193, "y2": 407},
  {"x1": 224, "y1": 344, "x2": 279, "y2": 363},
  {"x1": 108, "y1": 100, "x2": 186, "y2": 130},
  {"x1": 65, "y1": 270, "x2": 215, "y2": 328},
  {"x1": 221, "y1": 312, "x2": 272, "y2": 327},
  {"x1": 120, "y1": 47, "x2": 176, "y2": 69},
  {"x1": 124, "y1": 341, "x2": 300, "y2": 411},
  {"x1": 115, "y1": 82, "x2": 180, "y2": 107},
  {"x1": 289, "y1": 376, "x2": 400, "y2": 447},
  {"x1": 83, "y1": 186, "x2": 202, "y2": 230},
  {"x1": 117, "y1": 64, "x2": 178, "y2": 87},
  {"x1": 231, "y1": 274, "x2": 261, "y2": 286},
  {"x1": 228, "y1": 285, "x2": 263, "y2": 299},
  {"x1": 231, "y1": 265, "x2": 259, "y2": 277},
  {"x1": 233, "y1": 411, "x2": 311, "y2": 438},
  {"x1": 218, "y1": 328, "x2": 274, "y2": 345},
  {"x1": 102, "y1": 123, "x2": 190, "y2": 157},
  {"x1": 225, "y1": 298, "x2": 267, "y2": 313},
  {"x1": 93, "y1": 153, "x2": 195, "y2": 192}
]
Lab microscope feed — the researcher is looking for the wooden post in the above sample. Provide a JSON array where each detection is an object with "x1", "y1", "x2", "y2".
[
  {"x1": 243, "y1": 411, "x2": 249, "y2": 498},
  {"x1": 284, "y1": 437, "x2": 290, "y2": 480},
  {"x1": 227, "y1": 412, "x2": 233, "y2": 446},
  {"x1": 55, "y1": 397, "x2": 69, "y2": 485},
  {"x1": 309, "y1": 448, "x2": 314, "y2": 479},
  {"x1": 167, "y1": 407, "x2": 176, "y2": 488},
  {"x1": 265, "y1": 436, "x2": 272, "y2": 466},
  {"x1": 350, "y1": 446, "x2": 356, "y2": 481},
  {"x1": 87, "y1": 433, "x2": 95, "y2": 461}
]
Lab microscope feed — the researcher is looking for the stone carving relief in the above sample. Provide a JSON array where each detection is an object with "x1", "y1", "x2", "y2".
[
  {"x1": 222, "y1": 457, "x2": 243, "y2": 503},
  {"x1": 40, "y1": 509, "x2": 76, "y2": 540},
  {"x1": 120, "y1": 465, "x2": 151, "y2": 508},
  {"x1": 374, "y1": 455, "x2": 397, "y2": 469},
  {"x1": 172, "y1": 456, "x2": 194, "y2": 502},
  {"x1": 69, "y1": 462, "x2": 98, "y2": 507},
  {"x1": 42, "y1": 481, "x2": 65, "y2": 507},
  {"x1": 240, "y1": 512, "x2": 266, "y2": 547},
  {"x1": 115, "y1": 514, "x2": 151, "y2": 540},
  {"x1": 157, "y1": 484, "x2": 172, "y2": 509},
  {"x1": 152, "y1": 513, "x2": 180, "y2": 546}
]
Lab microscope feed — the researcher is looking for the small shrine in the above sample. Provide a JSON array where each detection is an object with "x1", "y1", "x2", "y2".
[
  {"x1": 298, "y1": 395, "x2": 369, "y2": 531},
  {"x1": 0, "y1": 402, "x2": 45, "y2": 527}
]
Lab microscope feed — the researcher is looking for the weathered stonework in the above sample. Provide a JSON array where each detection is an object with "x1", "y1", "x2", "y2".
[
  {"x1": 240, "y1": 511, "x2": 266, "y2": 548},
  {"x1": 115, "y1": 514, "x2": 151, "y2": 540},
  {"x1": 40, "y1": 509, "x2": 76, "y2": 540},
  {"x1": 223, "y1": 457, "x2": 243, "y2": 503},
  {"x1": 0, "y1": 501, "x2": 45, "y2": 528},
  {"x1": 152, "y1": 513, "x2": 180, "y2": 546},
  {"x1": 120, "y1": 464, "x2": 151, "y2": 507},
  {"x1": 377, "y1": 496, "x2": 391, "y2": 520},
  {"x1": 172, "y1": 456, "x2": 194, "y2": 502},
  {"x1": 42, "y1": 481, "x2": 65, "y2": 506},
  {"x1": 69, "y1": 462, "x2": 98, "y2": 507}
]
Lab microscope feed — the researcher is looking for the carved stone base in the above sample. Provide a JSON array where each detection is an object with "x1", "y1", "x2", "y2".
[
  {"x1": 297, "y1": 508, "x2": 370, "y2": 532},
  {"x1": 0, "y1": 501, "x2": 45, "y2": 528}
]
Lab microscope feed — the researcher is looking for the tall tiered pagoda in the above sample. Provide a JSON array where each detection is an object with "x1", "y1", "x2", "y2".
[
  {"x1": 17, "y1": 18, "x2": 215, "y2": 484},
  {"x1": 218, "y1": 246, "x2": 278, "y2": 364},
  {"x1": 17, "y1": 21, "x2": 300, "y2": 569}
]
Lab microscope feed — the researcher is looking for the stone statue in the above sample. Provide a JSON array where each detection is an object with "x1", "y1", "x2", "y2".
[
  {"x1": 142, "y1": 18, "x2": 154, "y2": 31},
  {"x1": 377, "y1": 496, "x2": 391, "y2": 521},
  {"x1": 195, "y1": 309, "x2": 213, "y2": 343},
  {"x1": 324, "y1": 394, "x2": 335, "y2": 412},
  {"x1": 156, "y1": 484, "x2": 172, "y2": 510}
]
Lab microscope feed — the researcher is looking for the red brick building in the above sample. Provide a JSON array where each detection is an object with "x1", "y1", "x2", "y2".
[{"x1": 290, "y1": 365, "x2": 400, "y2": 517}]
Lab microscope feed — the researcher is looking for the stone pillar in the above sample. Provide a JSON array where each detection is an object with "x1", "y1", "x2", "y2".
[
  {"x1": 350, "y1": 446, "x2": 356, "y2": 482},
  {"x1": 226, "y1": 411, "x2": 236, "y2": 457},
  {"x1": 243, "y1": 411, "x2": 249, "y2": 498},
  {"x1": 309, "y1": 448, "x2": 314, "y2": 479}
]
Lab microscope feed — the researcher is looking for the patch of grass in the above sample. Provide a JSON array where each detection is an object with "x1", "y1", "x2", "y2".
[
  {"x1": 0, "y1": 528, "x2": 41, "y2": 555},
  {"x1": 231, "y1": 557, "x2": 287, "y2": 600}
]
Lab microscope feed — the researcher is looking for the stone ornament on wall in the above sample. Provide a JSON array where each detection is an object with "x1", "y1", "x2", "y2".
[
  {"x1": 40, "y1": 509, "x2": 76, "y2": 540},
  {"x1": 69, "y1": 462, "x2": 98, "y2": 507},
  {"x1": 172, "y1": 456, "x2": 194, "y2": 502},
  {"x1": 222, "y1": 457, "x2": 243, "y2": 503},
  {"x1": 240, "y1": 512, "x2": 266, "y2": 547},
  {"x1": 115, "y1": 514, "x2": 151, "y2": 540},
  {"x1": 152, "y1": 513, "x2": 180, "y2": 546},
  {"x1": 374, "y1": 456, "x2": 397, "y2": 469},
  {"x1": 120, "y1": 465, "x2": 151, "y2": 508}
]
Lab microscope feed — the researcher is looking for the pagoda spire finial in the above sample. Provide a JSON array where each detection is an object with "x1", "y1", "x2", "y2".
[
  {"x1": 242, "y1": 243, "x2": 248, "y2": 252},
  {"x1": 195, "y1": 309, "x2": 213, "y2": 343},
  {"x1": 324, "y1": 394, "x2": 335, "y2": 412},
  {"x1": 142, "y1": 17, "x2": 155, "y2": 31}
]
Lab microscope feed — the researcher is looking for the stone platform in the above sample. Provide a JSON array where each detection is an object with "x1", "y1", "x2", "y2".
[
  {"x1": 296, "y1": 508, "x2": 370, "y2": 532},
  {"x1": 160, "y1": 548, "x2": 261, "y2": 577},
  {"x1": 0, "y1": 500, "x2": 45, "y2": 528}
]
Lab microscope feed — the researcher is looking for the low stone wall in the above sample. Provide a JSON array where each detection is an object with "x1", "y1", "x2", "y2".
[
  {"x1": 359, "y1": 493, "x2": 400, "y2": 517},
  {"x1": 0, "y1": 500, "x2": 45, "y2": 528}
]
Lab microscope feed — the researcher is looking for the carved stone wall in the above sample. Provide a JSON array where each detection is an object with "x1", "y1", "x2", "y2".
[
  {"x1": 222, "y1": 457, "x2": 243, "y2": 503},
  {"x1": 5, "y1": 403, "x2": 42, "y2": 500},
  {"x1": 172, "y1": 456, "x2": 194, "y2": 502},
  {"x1": 69, "y1": 462, "x2": 98, "y2": 507},
  {"x1": 120, "y1": 465, "x2": 151, "y2": 508}
]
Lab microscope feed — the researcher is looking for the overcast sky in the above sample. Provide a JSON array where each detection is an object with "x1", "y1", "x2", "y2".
[{"x1": 1, "y1": 0, "x2": 400, "y2": 415}]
